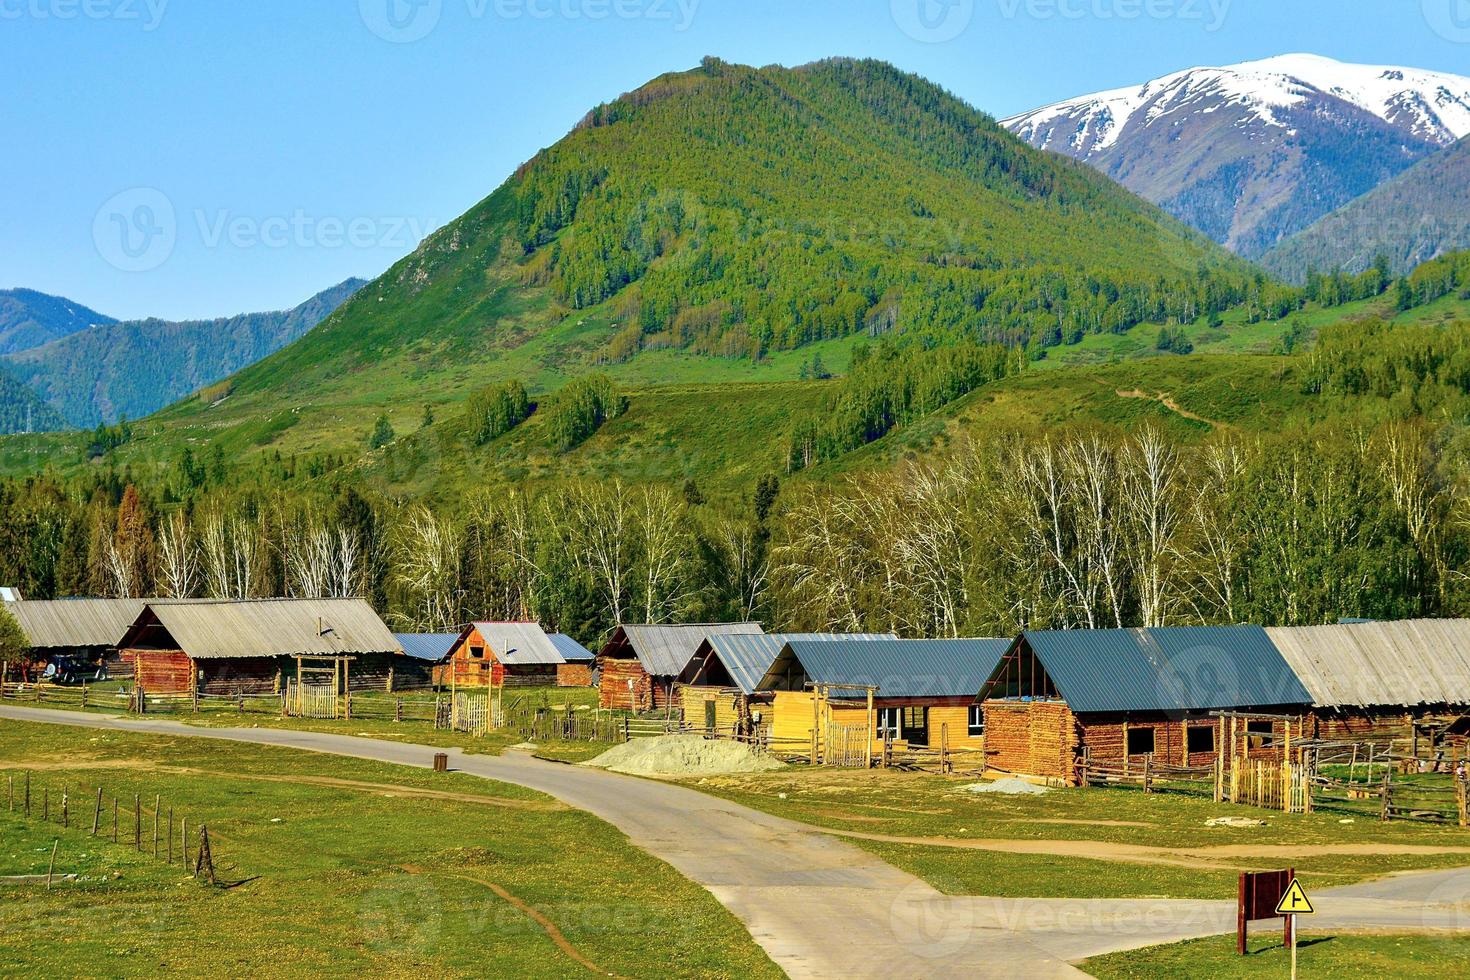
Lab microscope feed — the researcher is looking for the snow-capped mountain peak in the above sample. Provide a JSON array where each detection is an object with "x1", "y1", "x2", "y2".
[{"x1": 1004, "y1": 54, "x2": 1470, "y2": 157}]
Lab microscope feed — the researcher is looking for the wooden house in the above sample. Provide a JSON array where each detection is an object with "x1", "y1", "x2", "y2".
[
  {"x1": 1267, "y1": 620, "x2": 1470, "y2": 750},
  {"x1": 676, "y1": 632, "x2": 894, "y2": 737},
  {"x1": 393, "y1": 633, "x2": 458, "y2": 689},
  {"x1": 979, "y1": 626, "x2": 1313, "y2": 785},
  {"x1": 547, "y1": 633, "x2": 595, "y2": 687},
  {"x1": 756, "y1": 638, "x2": 1011, "y2": 760},
  {"x1": 2, "y1": 598, "x2": 145, "y2": 682},
  {"x1": 437, "y1": 622, "x2": 592, "y2": 689},
  {"x1": 118, "y1": 599, "x2": 402, "y2": 696},
  {"x1": 597, "y1": 623, "x2": 764, "y2": 711}
]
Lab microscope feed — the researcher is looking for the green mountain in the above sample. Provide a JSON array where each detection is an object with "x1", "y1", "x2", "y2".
[
  {"x1": 0, "y1": 288, "x2": 115, "y2": 356},
  {"x1": 139, "y1": 57, "x2": 1256, "y2": 461},
  {"x1": 0, "y1": 364, "x2": 66, "y2": 435},
  {"x1": 3, "y1": 279, "x2": 366, "y2": 428},
  {"x1": 1263, "y1": 136, "x2": 1470, "y2": 283}
]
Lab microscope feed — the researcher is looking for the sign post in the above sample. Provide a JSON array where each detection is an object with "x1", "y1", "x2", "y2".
[
  {"x1": 1237, "y1": 868, "x2": 1294, "y2": 955},
  {"x1": 1275, "y1": 877, "x2": 1315, "y2": 979}
]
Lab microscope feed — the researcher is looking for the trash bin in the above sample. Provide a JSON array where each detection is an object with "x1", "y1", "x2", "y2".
[{"x1": 433, "y1": 752, "x2": 449, "y2": 772}]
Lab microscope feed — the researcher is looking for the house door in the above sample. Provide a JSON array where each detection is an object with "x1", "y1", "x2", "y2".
[{"x1": 704, "y1": 699, "x2": 717, "y2": 732}]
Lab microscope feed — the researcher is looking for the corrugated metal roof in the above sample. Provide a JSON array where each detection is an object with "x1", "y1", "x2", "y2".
[
  {"x1": 1267, "y1": 620, "x2": 1470, "y2": 708},
  {"x1": 456, "y1": 622, "x2": 565, "y2": 666},
  {"x1": 699, "y1": 633, "x2": 897, "y2": 694},
  {"x1": 613, "y1": 623, "x2": 765, "y2": 677},
  {"x1": 548, "y1": 633, "x2": 594, "y2": 663},
  {"x1": 4, "y1": 598, "x2": 146, "y2": 650},
  {"x1": 394, "y1": 633, "x2": 459, "y2": 662},
  {"x1": 764, "y1": 638, "x2": 1012, "y2": 699},
  {"x1": 1018, "y1": 626, "x2": 1311, "y2": 714},
  {"x1": 126, "y1": 599, "x2": 400, "y2": 660}
]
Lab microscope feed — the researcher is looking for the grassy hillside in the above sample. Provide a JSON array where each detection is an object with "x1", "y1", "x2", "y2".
[{"x1": 122, "y1": 57, "x2": 1254, "y2": 463}]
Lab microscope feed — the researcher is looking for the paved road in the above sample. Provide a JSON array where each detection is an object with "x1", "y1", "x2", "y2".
[{"x1": 4, "y1": 706, "x2": 1467, "y2": 978}]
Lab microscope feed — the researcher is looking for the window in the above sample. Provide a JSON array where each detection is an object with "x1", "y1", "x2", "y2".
[
  {"x1": 1187, "y1": 725, "x2": 1215, "y2": 755},
  {"x1": 902, "y1": 706, "x2": 929, "y2": 745},
  {"x1": 876, "y1": 708, "x2": 901, "y2": 740},
  {"x1": 1246, "y1": 720, "x2": 1273, "y2": 735},
  {"x1": 1246, "y1": 719, "x2": 1273, "y2": 749},
  {"x1": 968, "y1": 704, "x2": 984, "y2": 738},
  {"x1": 1126, "y1": 726, "x2": 1156, "y2": 756},
  {"x1": 469, "y1": 645, "x2": 485, "y2": 660}
]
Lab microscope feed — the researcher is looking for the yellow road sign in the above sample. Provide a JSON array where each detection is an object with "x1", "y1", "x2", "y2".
[{"x1": 1276, "y1": 878, "x2": 1314, "y2": 915}]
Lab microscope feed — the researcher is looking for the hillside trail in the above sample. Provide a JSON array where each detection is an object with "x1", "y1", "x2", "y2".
[
  {"x1": 1114, "y1": 388, "x2": 1224, "y2": 428},
  {"x1": 4, "y1": 705, "x2": 1467, "y2": 978}
]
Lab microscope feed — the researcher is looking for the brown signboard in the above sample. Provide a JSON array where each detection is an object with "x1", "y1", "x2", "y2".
[{"x1": 1238, "y1": 867, "x2": 1293, "y2": 954}]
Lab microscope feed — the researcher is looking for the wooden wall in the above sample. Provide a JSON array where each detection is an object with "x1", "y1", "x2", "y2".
[
  {"x1": 557, "y1": 663, "x2": 593, "y2": 688},
  {"x1": 982, "y1": 700, "x2": 1079, "y2": 783},
  {"x1": 122, "y1": 648, "x2": 194, "y2": 695},
  {"x1": 1307, "y1": 709, "x2": 1412, "y2": 742},
  {"x1": 677, "y1": 685, "x2": 741, "y2": 733},
  {"x1": 600, "y1": 657, "x2": 666, "y2": 711}
]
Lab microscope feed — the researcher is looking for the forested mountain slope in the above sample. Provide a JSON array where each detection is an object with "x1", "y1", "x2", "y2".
[
  {"x1": 1263, "y1": 137, "x2": 1470, "y2": 282},
  {"x1": 138, "y1": 57, "x2": 1255, "y2": 458},
  {"x1": 0, "y1": 289, "x2": 114, "y2": 356},
  {"x1": 3, "y1": 279, "x2": 365, "y2": 427}
]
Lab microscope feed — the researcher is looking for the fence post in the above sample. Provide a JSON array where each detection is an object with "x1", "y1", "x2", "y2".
[
  {"x1": 1380, "y1": 772, "x2": 1391, "y2": 822},
  {"x1": 1457, "y1": 776, "x2": 1468, "y2": 830},
  {"x1": 1143, "y1": 755, "x2": 1152, "y2": 794}
]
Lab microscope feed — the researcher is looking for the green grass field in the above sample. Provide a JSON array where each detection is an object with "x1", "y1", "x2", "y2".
[
  {"x1": 1083, "y1": 932, "x2": 1470, "y2": 978},
  {"x1": 0, "y1": 720, "x2": 781, "y2": 978},
  {"x1": 682, "y1": 767, "x2": 1470, "y2": 901}
]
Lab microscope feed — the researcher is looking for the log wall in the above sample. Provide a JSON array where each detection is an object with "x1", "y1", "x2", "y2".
[
  {"x1": 599, "y1": 657, "x2": 663, "y2": 711},
  {"x1": 557, "y1": 663, "x2": 593, "y2": 688},
  {"x1": 982, "y1": 700, "x2": 1079, "y2": 783},
  {"x1": 122, "y1": 648, "x2": 194, "y2": 695}
]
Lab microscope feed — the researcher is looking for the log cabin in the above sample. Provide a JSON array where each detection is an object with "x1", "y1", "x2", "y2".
[
  {"x1": 118, "y1": 599, "x2": 402, "y2": 696},
  {"x1": 979, "y1": 626, "x2": 1313, "y2": 785},
  {"x1": 438, "y1": 622, "x2": 562, "y2": 688},
  {"x1": 597, "y1": 623, "x2": 764, "y2": 711},
  {"x1": 676, "y1": 632, "x2": 895, "y2": 738},
  {"x1": 1267, "y1": 620, "x2": 1470, "y2": 750},
  {"x1": 393, "y1": 633, "x2": 458, "y2": 689},
  {"x1": 756, "y1": 638, "x2": 1011, "y2": 759},
  {"x1": 2, "y1": 597, "x2": 144, "y2": 682}
]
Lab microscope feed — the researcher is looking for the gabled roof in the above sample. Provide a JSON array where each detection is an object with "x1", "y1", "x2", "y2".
[
  {"x1": 548, "y1": 633, "x2": 594, "y2": 664},
  {"x1": 453, "y1": 622, "x2": 566, "y2": 665},
  {"x1": 1001, "y1": 626, "x2": 1311, "y2": 714},
  {"x1": 604, "y1": 623, "x2": 765, "y2": 677},
  {"x1": 4, "y1": 598, "x2": 146, "y2": 651},
  {"x1": 761, "y1": 638, "x2": 1012, "y2": 699},
  {"x1": 122, "y1": 599, "x2": 399, "y2": 660},
  {"x1": 1267, "y1": 620, "x2": 1470, "y2": 708},
  {"x1": 690, "y1": 632, "x2": 897, "y2": 694},
  {"x1": 394, "y1": 633, "x2": 460, "y2": 663}
]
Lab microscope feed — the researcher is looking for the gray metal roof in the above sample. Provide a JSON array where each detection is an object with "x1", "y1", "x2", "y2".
[
  {"x1": 611, "y1": 623, "x2": 765, "y2": 677},
  {"x1": 1011, "y1": 626, "x2": 1312, "y2": 714},
  {"x1": 394, "y1": 633, "x2": 460, "y2": 662},
  {"x1": 763, "y1": 638, "x2": 1012, "y2": 699},
  {"x1": 1267, "y1": 620, "x2": 1470, "y2": 708},
  {"x1": 4, "y1": 598, "x2": 146, "y2": 650},
  {"x1": 696, "y1": 632, "x2": 897, "y2": 694},
  {"x1": 454, "y1": 622, "x2": 566, "y2": 666},
  {"x1": 124, "y1": 599, "x2": 400, "y2": 660},
  {"x1": 548, "y1": 633, "x2": 594, "y2": 663}
]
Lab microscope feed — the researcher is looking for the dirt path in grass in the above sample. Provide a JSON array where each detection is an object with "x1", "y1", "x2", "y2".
[
  {"x1": 7, "y1": 705, "x2": 1469, "y2": 979},
  {"x1": 1114, "y1": 388, "x2": 1222, "y2": 428},
  {"x1": 826, "y1": 829, "x2": 1470, "y2": 869}
]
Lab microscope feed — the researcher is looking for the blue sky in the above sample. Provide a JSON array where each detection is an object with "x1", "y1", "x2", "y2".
[{"x1": 3, "y1": 0, "x2": 1467, "y2": 320}]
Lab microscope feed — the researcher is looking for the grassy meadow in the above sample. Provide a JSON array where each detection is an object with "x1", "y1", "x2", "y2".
[{"x1": 0, "y1": 720, "x2": 781, "y2": 979}]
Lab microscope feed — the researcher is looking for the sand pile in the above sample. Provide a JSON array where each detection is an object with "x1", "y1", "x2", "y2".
[
  {"x1": 958, "y1": 778, "x2": 1050, "y2": 796},
  {"x1": 582, "y1": 735, "x2": 785, "y2": 776}
]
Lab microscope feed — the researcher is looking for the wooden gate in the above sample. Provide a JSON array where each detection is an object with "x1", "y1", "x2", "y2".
[
  {"x1": 824, "y1": 722, "x2": 871, "y2": 768},
  {"x1": 286, "y1": 680, "x2": 340, "y2": 719},
  {"x1": 450, "y1": 689, "x2": 503, "y2": 736},
  {"x1": 1223, "y1": 757, "x2": 1310, "y2": 814}
]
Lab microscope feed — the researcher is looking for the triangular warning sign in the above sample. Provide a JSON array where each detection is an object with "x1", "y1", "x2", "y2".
[{"x1": 1276, "y1": 878, "x2": 1314, "y2": 915}]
